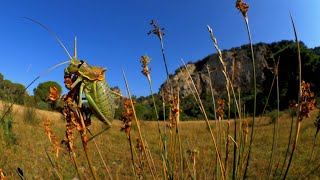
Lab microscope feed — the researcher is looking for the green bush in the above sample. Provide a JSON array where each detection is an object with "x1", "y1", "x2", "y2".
[{"x1": 0, "y1": 102, "x2": 17, "y2": 146}]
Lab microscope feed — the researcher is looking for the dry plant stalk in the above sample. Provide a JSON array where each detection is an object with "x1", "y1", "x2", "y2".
[
  {"x1": 136, "y1": 138, "x2": 146, "y2": 178},
  {"x1": 140, "y1": 55, "x2": 159, "y2": 119},
  {"x1": 0, "y1": 169, "x2": 5, "y2": 180},
  {"x1": 120, "y1": 97, "x2": 133, "y2": 134},
  {"x1": 289, "y1": 81, "x2": 316, "y2": 121},
  {"x1": 119, "y1": 97, "x2": 141, "y2": 178},
  {"x1": 62, "y1": 84, "x2": 97, "y2": 179},
  {"x1": 235, "y1": 0, "x2": 249, "y2": 18},
  {"x1": 50, "y1": 74, "x2": 97, "y2": 179},
  {"x1": 140, "y1": 55, "x2": 152, "y2": 83},
  {"x1": 122, "y1": 69, "x2": 157, "y2": 179},
  {"x1": 43, "y1": 117, "x2": 60, "y2": 158},
  {"x1": 187, "y1": 148, "x2": 199, "y2": 179},
  {"x1": 216, "y1": 99, "x2": 225, "y2": 120},
  {"x1": 242, "y1": 120, "x2": 249, "y2": 144},
  {"x1": 182, "y1": 60, "x2": 225, "y2": 179},
  {"x1": 169, "y1": 93, "x2": 181, "y2": 128}
]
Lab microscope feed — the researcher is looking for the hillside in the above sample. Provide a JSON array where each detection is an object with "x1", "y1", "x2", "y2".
[{"x1": 159, "y1": 40, "x2": 320, "y2": 115}]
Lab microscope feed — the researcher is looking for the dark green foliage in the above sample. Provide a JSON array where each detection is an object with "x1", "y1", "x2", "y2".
[
  {"x1": 0, "y1": 102, "x2": 16, "y2": 145},
  {"x1": 134, "y1": 94, "x2": 162, "y2": 120},
  {"x1": 1, "y1": 116, "x2": 16, "y2": 145},
  {"x1": 0, "y1": 75, "x2": 29, "y2": 105},
  {"x1": 0, "y1": 73, "x2": 3, "y2": 82},
  {"x1": 262, "y1": 41, "x2": 320, "y2": 112}
]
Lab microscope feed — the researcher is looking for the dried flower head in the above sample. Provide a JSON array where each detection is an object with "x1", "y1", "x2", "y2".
[
  {"x1": 43, "y1": 118, "x2": 60, "y2": 158},
  {"x1": 148, "y1": 20, "x2": 165, "y2": 40},
  {"x1": 168, "y1": 94, "x2": 181, "y2": 128},
  {"x1": 120, "y1": 98, "x2": 134, "y2": 134},
  {"x1": 216, "y1": 99, "x2": 225, "y2": 119},
  {"x1": 48, "y1": 86, "x2": 60, "y2": 101},
  {"x1": 235, "y1": 0, "x2": 249, "y2": 17},
  {"x1": 61, "y1": 92, "x2": 83, "y2": 152},
  {"x1": 289, "y1": 81, "x2": 316, "y2": 121},
  {"x1": 64, "y1": 77, "x2": 73, "y2": 90},
  {"x1": 140, "y1": 55, "x2": 152, "y2": 81},
  {"x1": 136, "y1": 138, "x2": 143, "y2": 151}
]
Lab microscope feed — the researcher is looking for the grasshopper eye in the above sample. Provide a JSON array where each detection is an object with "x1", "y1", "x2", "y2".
[{"x1": 77, "y1": 60, "x2": 84, "y2": 68}]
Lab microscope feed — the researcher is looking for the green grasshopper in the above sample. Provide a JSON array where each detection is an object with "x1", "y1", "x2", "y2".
[
  {"x1": 64, "y1": 57, "x2": 115, "y2": 127},
  {"x1": 0, "y1": 18, "x2": 120, "y2": 129}
]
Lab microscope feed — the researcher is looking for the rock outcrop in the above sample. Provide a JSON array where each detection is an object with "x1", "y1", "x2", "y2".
[{"x1": 159, "y1": 42, "x2": 274, "y2": 98}]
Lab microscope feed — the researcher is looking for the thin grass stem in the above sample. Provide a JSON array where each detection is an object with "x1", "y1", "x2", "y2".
[
  {"x1": 282, "y1": 14, "x2": 302, "y2": 179},
  {"x1": 242, "y1": 15, "x2": 257, "y2": 178},
  {"x1": 122, "y1": 68, "x2": 157, "y2": 179}
]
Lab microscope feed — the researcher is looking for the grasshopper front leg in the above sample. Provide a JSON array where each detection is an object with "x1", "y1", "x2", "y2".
[{"x1": 66, "y1": 75, "x2": 85, "y2": 107}]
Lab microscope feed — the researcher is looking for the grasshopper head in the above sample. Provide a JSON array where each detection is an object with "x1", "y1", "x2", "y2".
[{"x1": 64, "y1": 58, "x2": 83, "y2": 76}]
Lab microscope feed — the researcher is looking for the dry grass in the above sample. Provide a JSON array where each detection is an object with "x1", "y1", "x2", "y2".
[{"x1": 0, "y1": 102, "x2": 319, "y2": 179}]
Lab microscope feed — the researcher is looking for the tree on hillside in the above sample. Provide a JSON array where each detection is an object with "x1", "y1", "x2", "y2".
[
  {"x1": 0, "y1": 73, "x2": 3, "y2": 82},
  {"x1": 262, "y1": 42, "x2": 320, "y2": 111},
  {"x1": 0, "y1": 76, "x2": 28, "y2": 104}
]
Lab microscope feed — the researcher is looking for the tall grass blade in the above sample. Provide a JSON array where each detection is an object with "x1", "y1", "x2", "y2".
[
  {"x1": 282, "y1": 13, "x2": 302, "y2": 179},
  {"x1": 267, "y1": 59, "x2": 280, "y2": 179},
  {"x1": 122, "y1": 68, "x2": 157, "y2": 179}
]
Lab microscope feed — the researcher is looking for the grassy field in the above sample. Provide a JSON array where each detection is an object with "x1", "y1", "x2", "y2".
[
  {"x1": 0, "y1": 102, "x2": 320, "y2": 179},
  {"x1": 0, "y1": 2, "x2": 317, "y2": 179}
]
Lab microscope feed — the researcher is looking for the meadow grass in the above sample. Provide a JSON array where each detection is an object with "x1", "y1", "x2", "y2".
[
  {"x1": 0, "y1": 104, "x2": 320, "y2": 179},
  {"x1": 0, "y1": 1, "x2": 319, "y2": 179}
]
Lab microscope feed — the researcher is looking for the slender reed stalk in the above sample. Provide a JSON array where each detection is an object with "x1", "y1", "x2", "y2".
[
  {"x1": 205, "y1": 65, "x2": 217, "y2": 120},
  {"x1": 78, "y1": 114, "x2": 98, "y2": 180},
  {"x1": 278, "y1": 110, "x2": 295, "y2": 178},
  {"x1": 267, "y1": 59, "x2": 280, "y2": 180},
  {"x1": 87, "y1": 129, "x2": 113, "y2": 180},
  {"x1": 140, "y1": 55, "x2": 159, "y2": 119},
  {"x1": 234, "y1": 1, "x2": 257, "y2": 177},
  {"x1": 148, "y1": 21, "x2": 173, "y2": 178},
  {"x1": 235, "y1": 89, "x2": 242, "y2": 179},
  {"x1": 207, "y1": 24, "x2": 244, "y2": 178},
  {"x1": 45, "y1": 149, "x2": 62, "y2": 180},
  {"x1": 303, "y1": 116, "x2": 320, "y2": 174},
  {"x1": 204, "y1": 64, "x2": 220, "y2": 179},
  {"x1": 122, "y1": 68, "x2": 157, "y2": 179},
  {"x1": 178, "y1": 63, "x2": 202, "y2": 112},
  {"x1": 65, "y1": 130, "x2": 82, "y2": 180},
  {"x1": 182, "y1": 59, "x2": 225, "y2": 180},
  {"x1": 282, "y1": 14, "x2": 302, "y2": 179}
]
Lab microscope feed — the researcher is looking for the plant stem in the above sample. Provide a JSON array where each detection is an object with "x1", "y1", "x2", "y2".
[
  {"x1": 267, "y1": 60, "x2": 279, "y2": 180},
  {"x1": 282, "y1": 14, "x2": 302, "y2": 180},
  {"x1": 243, "y1": 16, "x2": 257, "y2": 178},
  {"x1": 122, "y1": 69, "x2": 157, "y2": 179}
]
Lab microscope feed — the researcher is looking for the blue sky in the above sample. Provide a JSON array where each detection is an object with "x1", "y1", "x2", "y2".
[{"x1": 0, "y1": 0, "x2": 319, "y2": 97}]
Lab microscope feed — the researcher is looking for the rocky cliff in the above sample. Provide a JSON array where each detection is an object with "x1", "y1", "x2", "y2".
[{"x1": 159, "y1": 41, "x2": 290, "y2": 98}]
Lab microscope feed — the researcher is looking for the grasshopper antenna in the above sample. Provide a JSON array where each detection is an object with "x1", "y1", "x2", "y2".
[
  {"x1": 1, "y1": 18, "x2": 72, "y2": 122},
  {"x1": 74, "y1": 36, "x2": 77, "y2": 58},
  {"x1": 0, "y1": 60, "x2": 69, "y2": 123},
  {"x1": 22, "y1": 17, "x2": 73, "y2": 59}
]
